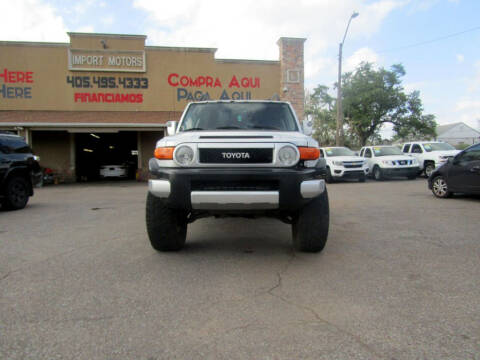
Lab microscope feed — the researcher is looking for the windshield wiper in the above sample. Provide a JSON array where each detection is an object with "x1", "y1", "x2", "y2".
[
  {"x1": 215, "y1": 126, "x2": 243, "y2": 129},
  {"x1": 182, "y1": 127, "x2": 204, "y2": 132}
]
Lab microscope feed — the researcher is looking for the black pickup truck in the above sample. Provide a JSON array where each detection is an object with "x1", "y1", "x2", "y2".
[{"x1": 0, "y1": 133, "x2": 42, "y2": 210}]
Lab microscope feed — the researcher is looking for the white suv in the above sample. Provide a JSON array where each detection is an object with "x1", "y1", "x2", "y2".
[
  {"x1": 401, "y1": 141, "x2": 460, "y2": 177},
  {"x1": 319, "y1": 146, "x2": 368, "y2": 183},
  {"x1": 359, "y1": 145, "x2": 419, "y2": 180},
  {"x1": 146, "y1": 101, "x2": 329, "y2": 253}
]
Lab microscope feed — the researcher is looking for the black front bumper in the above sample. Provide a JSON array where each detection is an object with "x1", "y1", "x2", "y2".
[
  {"x1": 335, "y1": 170, "x2": 366, "y2": 179},
  {"x1": 149, "y1": 159, "x2": 326, "y2": 212},
  {"x1": 382, "y1": 167, "x2": 419, "y2": 178}
]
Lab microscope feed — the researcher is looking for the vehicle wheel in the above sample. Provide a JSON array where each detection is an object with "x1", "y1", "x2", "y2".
[
  {"x1": 325, "y1": 167, "x2": 334, "y2": 183},
  {"x1": 424, "y1": 162, "x2": 435, "y2": 178},
  {"x1": 431, "y1": 176, "x2": 451, "y2": 198},
  {"x1": 373, "y1": 166, "x2": 383, "y2": 181},
  {"x1": 292, "y1": 189, "x2": 329, "y2": 253},
  {"x1": 358, "y1": 175, "x2": 366, "y2": 182},
  {"x1": 3, "y1": 176, "x2": 30, "y2": 210},
  {"x1": 146, "y1": 193, "x2": 188, "y2": 251}
]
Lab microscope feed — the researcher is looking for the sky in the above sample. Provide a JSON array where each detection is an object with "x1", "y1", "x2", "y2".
[{"x1": 1, "y1": 0, "x2": 480, "y2": 132}]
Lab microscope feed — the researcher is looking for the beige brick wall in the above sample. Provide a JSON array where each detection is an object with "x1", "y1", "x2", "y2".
[{"x1": 278, "y1": 37, "x2": 306, "y2": 123}]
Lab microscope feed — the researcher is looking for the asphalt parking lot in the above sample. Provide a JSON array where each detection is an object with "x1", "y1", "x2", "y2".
[{"x1": 1, "y1": 179, "x2": 479, "y2": 359}]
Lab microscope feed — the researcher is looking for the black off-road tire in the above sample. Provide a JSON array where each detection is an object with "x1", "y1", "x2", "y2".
[
  {"x1": 146, "y1": 193, "x2": 188, "y2": 251},
  {"x1": 325, "y1": 167, "x2": 334, "y2": 183},
  {"x1": 424, "y1": 162, "x2": 435, "y2": 178},
  {"x1": 3, "y1": 176, "x2": 30, "y2": 210},
  {"x1": 373, "y1": 166, "x2": 383, "y2": 181},
  {"x1": 292, "y1": 189, "x2": 329, "y2": 253}
]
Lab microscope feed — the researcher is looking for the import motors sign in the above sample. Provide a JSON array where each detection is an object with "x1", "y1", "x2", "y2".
[{"x1": 68, "y1": 49, "x2": 146, "y2": 72}]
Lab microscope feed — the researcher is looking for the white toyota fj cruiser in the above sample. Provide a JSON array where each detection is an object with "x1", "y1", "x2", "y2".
[{"x1": 146, "y1": 101, "x2": 329, "y2": 252}]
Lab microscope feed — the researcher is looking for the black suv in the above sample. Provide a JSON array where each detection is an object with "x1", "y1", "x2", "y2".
[{"x1": 0, "y1": 133, "x2": 42, "y2": 210}]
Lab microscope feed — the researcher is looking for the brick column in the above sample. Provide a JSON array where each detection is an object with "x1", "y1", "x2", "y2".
[{"x1": 277, "y1": 37, "x2": 306, "y2": 123}]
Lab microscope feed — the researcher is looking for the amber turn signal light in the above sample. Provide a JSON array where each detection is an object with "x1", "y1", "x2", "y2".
[
  {"x1": 298, "y1": 147, "x2": 320, "y2": 160},
  {"x1": 154, "y1": 147, "x2": 175, "y2": 160}
]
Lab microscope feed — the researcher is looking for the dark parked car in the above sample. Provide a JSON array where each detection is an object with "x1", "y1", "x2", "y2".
[
  {"x1": 0, "y1": 133, "x2": 42, "y2": 210},
  {"x1": 428, "y1": 142, "x2": 480, "y2": 198}
]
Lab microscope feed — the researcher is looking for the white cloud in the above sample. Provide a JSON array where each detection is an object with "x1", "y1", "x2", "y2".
[
  {"x1": 456, "y1": 54, "x2": 464, "y2": 63},
  {"x1": 134, "y1": 0, "x2": 404, "y2": 59},
  {"x1": 75, "y1": 25, "x2": 95, "y2": 33},
  {"x1": 134, "y1": 0, "x2": 405, "y2": 93},
  {"x1": 435, "y1": 98, "x2": 480, "y2": 129},
  {"x1": 0, "y1": 0, "x2": 68, "y2": 42},
  {"x1": 305, "y1": 56, "x2": 337, "y2": 88},
  {"x1": 73, "y1": 0, "x2": 96, "y2": 15},
  {"x1": 344, "y1": 47, "x2": 382, "y2": 72}
]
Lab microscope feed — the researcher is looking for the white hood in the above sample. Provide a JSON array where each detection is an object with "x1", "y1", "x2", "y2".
[
  {"x1": 376, "y1": 155, "x2": 413, "y2": 161},
  {"x1": 328, "y1": 156, "x2": 363, "y2": 162},
  {"x1": 159, "y1": 130, "x2": 315, "y2": 148},
  {"x1": 430, "y1": 150, "x2": 460, "y2": 157}
]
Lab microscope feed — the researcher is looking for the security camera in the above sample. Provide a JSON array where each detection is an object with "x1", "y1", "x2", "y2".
[{"x1": 282, "y1": 86, "x2": 288, "y2": 93}]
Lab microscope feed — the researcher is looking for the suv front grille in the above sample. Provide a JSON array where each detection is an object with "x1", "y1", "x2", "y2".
[
  {"x1": 199, "y1": 148, "x2": 273, "y2": 164},
  {"x1": 343, "y1": 162, "x2": 363, "y2": 168},
  {"x1": 191, "y1": 180, "x2": 279, "y2": 191}
]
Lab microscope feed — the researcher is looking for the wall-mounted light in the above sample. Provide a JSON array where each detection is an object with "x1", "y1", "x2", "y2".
[
  {"x1": 100, "y1": 39, "x2": 108, "y2": 49},
  {"x1": 83, "y1": 148, "x2": 94, "y2": 153},
  {"x1": 90, "y1": 133, "x2": 100, "y2": 139}
]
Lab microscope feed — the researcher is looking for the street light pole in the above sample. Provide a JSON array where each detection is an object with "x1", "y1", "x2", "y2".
[{"x1": 336, "y1": 11, "x2": 359, "y2": 146}]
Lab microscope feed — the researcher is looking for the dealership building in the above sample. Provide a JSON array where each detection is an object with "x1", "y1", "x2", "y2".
[{"x1": 0, "y1": 33, "x2": 306, "y2": 181}]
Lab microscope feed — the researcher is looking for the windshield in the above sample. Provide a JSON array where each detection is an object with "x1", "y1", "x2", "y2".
[
  {"x1": 373, "y1": 146, "x2": 403, "y2": 156},
  {"x1": 178, "y1": 102, "x2": 299, "y2": 132},
  {"x1": 423, "y1": 142, "x2": 455, "y2": 152},
  {"x1": 0, "y1": 137, "x2": 32, "y2": 154},
  {"x1": 324, "y1": 147, "x2": 356, "y2": 157}
]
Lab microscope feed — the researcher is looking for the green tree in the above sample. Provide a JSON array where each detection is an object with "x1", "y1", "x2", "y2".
[
  {"x1": 305, "y1": 85, "x2": 337, "y2": 146},
  {"x1": 391, "y1": 91, "x2": 437, "y2": 142},
  {"x1": 341, "y1": 62, "x2": 436, "y2": 146}
]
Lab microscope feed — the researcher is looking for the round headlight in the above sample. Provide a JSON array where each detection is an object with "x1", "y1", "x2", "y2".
[
  {"x1": 174, "y1": 145, "x2": 194, "y2": 166},
  {"x1": 277, "y1": 145, "x2": 298, "y2": 166}
]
